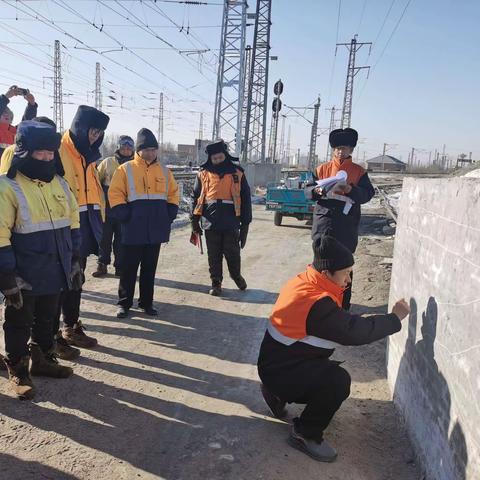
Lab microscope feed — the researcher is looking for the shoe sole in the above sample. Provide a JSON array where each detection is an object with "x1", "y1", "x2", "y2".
[
  {"x1": 64, "y1": 340, "x2": 98, "y2": 349},
  {"x1": 287, "y1": 436, "x2": 337, "y2": 463},
  {"x1": 56, "y1": 352, "x2": 81, "y2": 361}
]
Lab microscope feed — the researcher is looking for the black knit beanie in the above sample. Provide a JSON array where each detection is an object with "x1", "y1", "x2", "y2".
[
  {"x1": 136, "y1": 128, "x2": 158, "y2": 152},
  {"x1": 312, "y1": 235, "x2": 354, "y2": 272}
]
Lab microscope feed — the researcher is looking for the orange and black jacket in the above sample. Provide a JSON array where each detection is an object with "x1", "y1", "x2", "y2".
[
  {"x1": 305, "y1": 156, "x2": 375, "y2": 252},
  {"x1": 0, "y1": 95, "x2": 37, "y2": 157},
  {"x1": 258, "y1": 266, "x2": 401, "y2": 377},
  {"x1": 191, "y1": 156, "x2": 252, "y2": 231}
]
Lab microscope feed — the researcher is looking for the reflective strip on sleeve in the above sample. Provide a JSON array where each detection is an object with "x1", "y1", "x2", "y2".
[
  {"x1": 205, "y1": 199, "x2": 234, "y2": 205},
  {"x1": 267, "y1": 322, "x2": 340, "y2": 350}
]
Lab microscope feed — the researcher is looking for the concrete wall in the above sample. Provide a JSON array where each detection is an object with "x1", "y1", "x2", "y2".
[
  {"x1": 241, "y1": 163, "x2": 282, "y2": 188},
  {"x1": 387, "y1": 177, "x2": 480, "y2": 480}
]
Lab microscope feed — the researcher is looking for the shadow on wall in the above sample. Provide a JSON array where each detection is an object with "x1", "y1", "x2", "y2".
[{"x1": 394, "y1": 297, "x2": 468, "y2": 480}]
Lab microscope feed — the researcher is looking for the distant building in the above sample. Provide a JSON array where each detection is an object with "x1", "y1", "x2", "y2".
[
  {"x1": 177, "y1": 144, "x2": 196, "y2": 162},
  {"x1": 195, "y1": 139, "x2": 210, "y2": 165},
  {"x1": 365, "y1": 155, "x2": 407, "y2": 172}
]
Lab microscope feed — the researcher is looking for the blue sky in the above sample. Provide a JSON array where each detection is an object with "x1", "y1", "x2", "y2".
[{"x1": 1, "y1": 0, "x2": 478, "y2": 164}]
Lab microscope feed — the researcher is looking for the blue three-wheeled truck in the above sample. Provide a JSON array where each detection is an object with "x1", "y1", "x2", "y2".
[{"x1": 265, "y1": 169, "x2": 316, "y2": 226}]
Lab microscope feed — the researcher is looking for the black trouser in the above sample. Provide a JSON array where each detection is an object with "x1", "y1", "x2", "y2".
[
  {"x1": 342, "y1": 272, "x2": 353, "y2": 311},
  {"x1": 204, "y1": 229, "x2": 241, "y2": 283},
  {"x1": 4, "y1": 293, "x2": 60, "y2": 364},
  {"x1": 118, "y1": 244, "x2": 160, "y2": 309},
  {"x1": 98, "y1": 215, "x2": 123, "y2": 269},
  {"x1": 53, "y1": 257, "x2": 87, "y2": 332},
  {"x1": 293, "y1": 364, "x2": 351, "y2": 441}
]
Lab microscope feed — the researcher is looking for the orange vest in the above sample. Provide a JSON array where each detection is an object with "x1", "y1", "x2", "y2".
[
  {"x1": 193, "y1": 169, "x2": 242, "y2": 217},
  {"x1": 316, "y1": 156, "x2": 365, "y2": 186},
  {"x1": 59, "y1": 131, "x2": 105, "y2": 217},
  {"x1": 268, "y1": 266, "x2": 344, "y2": 348},
  {"x1": 0, "y1": 123, "x2": 16, "y2": 150}
]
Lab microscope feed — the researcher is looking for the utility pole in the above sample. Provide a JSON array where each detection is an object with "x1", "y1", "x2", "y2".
[
  {"x1": 336, "y1": 35, "x2": 372, "y2": 128},
  {"x1": 95, "y1": 62, "x2": 102, "y2": 111},
  {"x1": 308, "y1": 96, "x2": 321, "y2": 171},
  {"x1": 241, "y1": 44, "x2": 252, "y2": 154},
  {"x1": 198, "y1": 112, "x2": 204, "y2": 141},
  {"x1": 279, "y1": 114, "x2": 286, "y2": 163},
  {"x1": 158, "y1": 92, "x2": 164, "y2": 151},
  {"x1": 325, "y1": 106, "x2": 337, "y2": 162},
  {"x1": 243, "y1": 0, "x2": 273, "y2": 163},
  {"x1": 53, "y1": 40, "x2": 64, "y2": 132},
  {"x1": 213, "y1": 0, "x2": 247, "y2": 154},
  {"x1": 286, "y1": 124, "x2": 291, "y2": 165}
]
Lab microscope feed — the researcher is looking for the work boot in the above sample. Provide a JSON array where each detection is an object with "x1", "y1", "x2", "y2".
[
  {"x1": 92, "y1": 262, "x2": 108, "y2": 278},
  {"x1": 117, "y1": 306, "x2": 129, "y2": 319},
  {"x1": 288, "y1": 424, "x2": 337, "y2": 463},
  {"x1": 5, "y1": 357, "x2": 35, "y2": 400},
  {"x1": 63, "y1": 321, "x2": 98, "y2": 348},
  {"x1": 209, "y1": 281, "x2": 222, "y2": 296},
  {"x1": 54, "y1": 331, "x2": 81, "y2": 361},
  {"x1": 30, "y1": 344, "x2": 73, "y2": 378},
  {"x1": 260, "y1": 384, "x2": 287, "y2": 419},
  {"x1": 233, "y1": 276, "x2": 247, "y2": 291},
  {"x1": 140, "y1": 306, "x2": 158, "y2": 316}
]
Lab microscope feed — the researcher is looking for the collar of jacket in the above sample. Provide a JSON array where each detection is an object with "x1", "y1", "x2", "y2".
[
  {"x1": 115, "y1": 150, "x2": 134, "y2": 165},
  {"x1": 132, "y1": 152, "x2": 160, "y2": 168},
  {"x1": 304, "y1": 265, "x2": 344, "y2": 307},
  {"x1": 332, "y1": 155, "x2": 353, "y2": 169}
]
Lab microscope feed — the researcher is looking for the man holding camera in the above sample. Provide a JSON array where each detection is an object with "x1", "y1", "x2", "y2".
[{"x1": 0, "y1": 86, "x2": 38, "y2": 158}]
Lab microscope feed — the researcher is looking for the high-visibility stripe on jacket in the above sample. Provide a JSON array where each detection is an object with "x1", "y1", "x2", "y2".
[
  {"x1": 0, "y1": 172, "x2": 80, "y2": 294},
  {"x1": 108, "y1": 153, "x2": 179, "y2": 245},
  {"x1": 193, "y1": 169, "x2": 242, "y2": 217},
  {"x1": 59, "y1": 130, "x2": 105, "y2": 216},
  {"x1": 269, "y1": 265, "x2": 344, "y2": 350},
  {"x1": 316, "y1": 156, "x2": 365, "y2": 186}
]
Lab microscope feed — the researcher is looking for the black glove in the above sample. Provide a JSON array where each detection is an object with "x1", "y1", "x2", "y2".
[
  {"x1": 239, "y1": 224, "x2": 249, "y2": 249},
  {"x1": 70, "y1": 257, "x2": 85, "y2": 291},
  {"x1": 191, "y1": 215, "x2": 203, "y2": 235},
  {"x1": 2, "y1": 275, "x2": 32, "y2": 310}
]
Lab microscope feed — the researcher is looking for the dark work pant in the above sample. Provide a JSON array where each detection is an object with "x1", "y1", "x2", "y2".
[
  {"x1": 294, "y1": 364, "x2": 351, "y2": 442},
  {"x1": 53, "y1": 257, "x2": 87, "y2": 331},
  {"x1": 118, "y1": 244, "x2": 161, "y2": 309},
  {"x1": 4, "y1": 294, "x2": 60, "y2": 364},
  {"x1": 98, "y1": 215, "x2": 123, "y2": 269},
  {"x1": 342, "y1": 272, "x2": 353, "y2": 311},
  {"x1": 204, "y1": 229, "x2": 241, "y2": 283}
]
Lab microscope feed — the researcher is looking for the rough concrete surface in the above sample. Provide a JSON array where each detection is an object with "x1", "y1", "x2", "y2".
[
  {"x1": 388, "y1": 178, "x2": 480, "y2": 480},
  {"x1": 0, "y1": 205, "x2": 419, "y2": 480}
]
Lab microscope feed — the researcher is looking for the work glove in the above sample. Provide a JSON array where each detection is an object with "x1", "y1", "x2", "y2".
[
  {"x1": 2, "y1": 276, "x2": 32, "y2": 310},
  {"x1": 70, "y1": 256, "x2": 85, "y2": 291},
  {"x1": 239, "y1": 224, "x2": 249, "y2": 249},
  {"x1": 191, "y1": 215, "x2": 203, "y2": 235}
]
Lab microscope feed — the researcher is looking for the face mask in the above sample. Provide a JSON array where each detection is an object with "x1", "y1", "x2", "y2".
[{"x1": 18, "y1": 157, "x2": 56, "y2": 182}]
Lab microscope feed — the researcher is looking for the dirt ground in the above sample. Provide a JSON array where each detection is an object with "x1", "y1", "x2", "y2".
[{"x1": 0, "y1": 202, "x2": 420, "y2": 480}]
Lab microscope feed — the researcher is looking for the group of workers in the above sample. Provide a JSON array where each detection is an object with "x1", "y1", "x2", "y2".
[
  {"x1": 0, "y1": 85, "x2": 252, "y2": 401},
  {"x1": 0, "y1": 84, "x2": 410, "y2": 464}
]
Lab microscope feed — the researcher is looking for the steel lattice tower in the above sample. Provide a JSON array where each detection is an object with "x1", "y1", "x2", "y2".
[
  {"x1": 337, "y1": 35, "x2": 371, "y2": 128},
  {"x1": 95, "y1": 62, "x2": 102, "y2": 111},
  {"x1": 325, "y1": 106, "x2": 337, "y2": 162},
  {"x1": 158, "y1": 92, "x2": 164, "y2": 149},
  {"x1": 212, "y1": 0, "x2": 247, "y2": 154},
  {"x1": 308, "y1": 96, "x2": 321, "y2": 171},
  {"x1": 243, "y1": 0, "x2": 272, "y2": 163},
  {"x1": 241, "y1": 44, "x2": 252, "y2": 152},
  {"x1": 53, "y1": 40, "x2": 64, "y2": 132}
]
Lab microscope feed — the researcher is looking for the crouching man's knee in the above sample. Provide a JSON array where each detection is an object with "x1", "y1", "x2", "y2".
[{"x1": 333, "y1": 366, "x2": 351, "y2": 402}]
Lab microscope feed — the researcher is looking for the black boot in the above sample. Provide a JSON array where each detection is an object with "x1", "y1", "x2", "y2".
[
  {"x1": 209, "y1": 280, "x2": 222, "y2": 296},
  {"x1": 233, "y1": 275, "x2": 247, "y2": 291}
]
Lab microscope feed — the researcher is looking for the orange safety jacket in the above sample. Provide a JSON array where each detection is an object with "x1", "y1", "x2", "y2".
[
  {"x1": 268, "y1": 265, "x2": 345, "y2": 350},
  {"x1": 316, "y1": 156, "x2": 365, "y2": 186},
  {"x1": 59, "y1": 130, "x2": 105, "y2": 216},
  {"x1": 193, "y1": 169, "x2": 242, "y2": 217}
]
